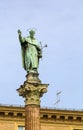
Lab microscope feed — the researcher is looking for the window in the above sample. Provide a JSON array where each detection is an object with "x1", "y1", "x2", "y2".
[
  {"x1": 51, "y1": 115, "x2": 56, "y2": 119},
  {"x1": 60, "y1": 116, "x2": 65, "y2": 120},
  {"x1": 77, "y1": 117, "x2": 81, "y2": 121},
  {"x1": 18, "y1": 126, "x2": 25, "y2": 130},
  {"x1": 0, "y1": 112, "x2": 5, "y2": 116},
  {"x1": 43, "y1": 115, "x2": 48, "y2": 119},
  {"x1": 8, "y1": 112, "x2": 14, "y2": 116},
  {"x1": 68, "y1": 116, "x2": 73, "y2": 120},
  {"x1": 74, "y1": 129, "x2": 83, "y2": 130},
  {"x1": 17, "y1": 113, "x2": 22, "y2": 117}
]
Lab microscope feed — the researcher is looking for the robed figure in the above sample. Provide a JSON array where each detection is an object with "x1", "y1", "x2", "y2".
[{"x1": 18, "y1": 29, "x2": 42, "y2": 73}]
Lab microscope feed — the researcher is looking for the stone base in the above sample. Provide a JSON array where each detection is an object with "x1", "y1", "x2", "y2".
[{"x1": 26, "y1": 72, "x2": 41, "y2": 84}]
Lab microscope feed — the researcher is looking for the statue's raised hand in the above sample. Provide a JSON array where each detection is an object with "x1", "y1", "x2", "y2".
[{"x1": 18, "y1": 29, "x2": 21, "y2": 35}]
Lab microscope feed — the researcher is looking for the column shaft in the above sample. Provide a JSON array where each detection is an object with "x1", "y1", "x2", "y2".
[{"x1": 25, "y1": 105, "x2": 41, "y2": 130}]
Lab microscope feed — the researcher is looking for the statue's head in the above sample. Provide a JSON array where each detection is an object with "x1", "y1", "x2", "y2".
[{"x1": 29, "y1": 30, "x2": 35, "y2": 38}]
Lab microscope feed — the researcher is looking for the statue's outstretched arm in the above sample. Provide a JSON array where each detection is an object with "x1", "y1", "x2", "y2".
[{"x1": 18, "y1": 29, "x2": 25, "y2": 43}]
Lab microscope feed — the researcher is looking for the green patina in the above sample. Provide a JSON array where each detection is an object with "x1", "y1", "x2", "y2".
[{"x1": 18, "y1": 29, "x2": 42, "y2": 73}]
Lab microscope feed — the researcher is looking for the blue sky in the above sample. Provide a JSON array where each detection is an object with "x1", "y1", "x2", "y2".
[{"x1": 0, "y1": 0, "x2": 83, "y2": 109}]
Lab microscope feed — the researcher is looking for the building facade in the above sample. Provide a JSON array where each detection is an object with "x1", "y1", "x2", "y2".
[{"x1": 0, "y1": 105, "x2": 83, "y2": 130}]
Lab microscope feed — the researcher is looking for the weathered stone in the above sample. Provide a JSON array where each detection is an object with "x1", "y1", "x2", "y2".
[{"x1": 17, "y1": 72, "x2": 49, "y2": 130}]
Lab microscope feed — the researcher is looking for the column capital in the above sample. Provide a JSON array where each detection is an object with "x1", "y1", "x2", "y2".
[{"x1": 17, "y1": 73, "x2": 49, "y2": 106}]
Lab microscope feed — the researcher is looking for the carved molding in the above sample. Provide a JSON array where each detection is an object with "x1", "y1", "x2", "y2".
[{"x1": 17, "y1": 73, "x2": 48, "y2": 106}]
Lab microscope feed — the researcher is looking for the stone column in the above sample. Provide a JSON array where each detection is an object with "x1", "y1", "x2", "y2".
[
  {"x1": 25, "y1": 105, "x2": 40, "y2": 130},
  {"x1": 17, "y1": 73, "x2": 48, "y2": 130}
]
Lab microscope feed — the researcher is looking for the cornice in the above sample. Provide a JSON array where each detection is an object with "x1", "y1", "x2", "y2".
[{"x1": 0, "y1": 105, "x2": 83, "y2": 124}]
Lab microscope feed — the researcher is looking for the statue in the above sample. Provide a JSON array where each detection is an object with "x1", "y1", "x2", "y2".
[{"x1": 18, "y1": 29, "x2": 42, "y2": 73}]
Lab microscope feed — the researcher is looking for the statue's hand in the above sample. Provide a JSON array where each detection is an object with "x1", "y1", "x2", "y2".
[
  {"x1": 38, "y1": 50, "x2": 42, "y2": 58},
  {"x1": 18, "y1": 29, "x2": 21, "y2": 35}
]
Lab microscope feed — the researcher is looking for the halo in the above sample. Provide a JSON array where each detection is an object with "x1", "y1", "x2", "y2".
[{"x1": 27, "y1": 28, "x2": 36, "y2": 32}]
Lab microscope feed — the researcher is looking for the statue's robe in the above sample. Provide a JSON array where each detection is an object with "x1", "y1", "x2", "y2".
[{"x1": 21, "y1": 36, "x2": 42, "y2": 72}]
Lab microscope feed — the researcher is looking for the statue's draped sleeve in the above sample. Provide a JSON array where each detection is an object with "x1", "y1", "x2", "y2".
[
  {"x1": 18, "y1": 35, "x2": 26, "y2": 70},
  {"x1": 21, "y1": 43, "x2": 26, "y2": 70}
]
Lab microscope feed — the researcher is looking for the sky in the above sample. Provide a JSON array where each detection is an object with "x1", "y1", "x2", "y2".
[{"x1": 0, "y1": 0, "x2": 83, "y2": 109}]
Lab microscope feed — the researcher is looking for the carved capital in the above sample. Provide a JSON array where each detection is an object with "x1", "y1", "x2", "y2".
[
  {"x1": 17, "y1": 82, "x2": 48, "y2": 106},
  {"x1": 17, "y1": 73, "x2": 49, "y2": 106}
]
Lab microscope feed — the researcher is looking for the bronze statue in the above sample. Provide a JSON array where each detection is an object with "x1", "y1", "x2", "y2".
[{"x1": 18, "y1": 29, "x2": 42, "y2": 73}]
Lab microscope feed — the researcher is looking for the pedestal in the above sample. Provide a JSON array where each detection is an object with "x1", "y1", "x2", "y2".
[{"x1": 17, "y1": 72, "x2": 48, "y2": 130}]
